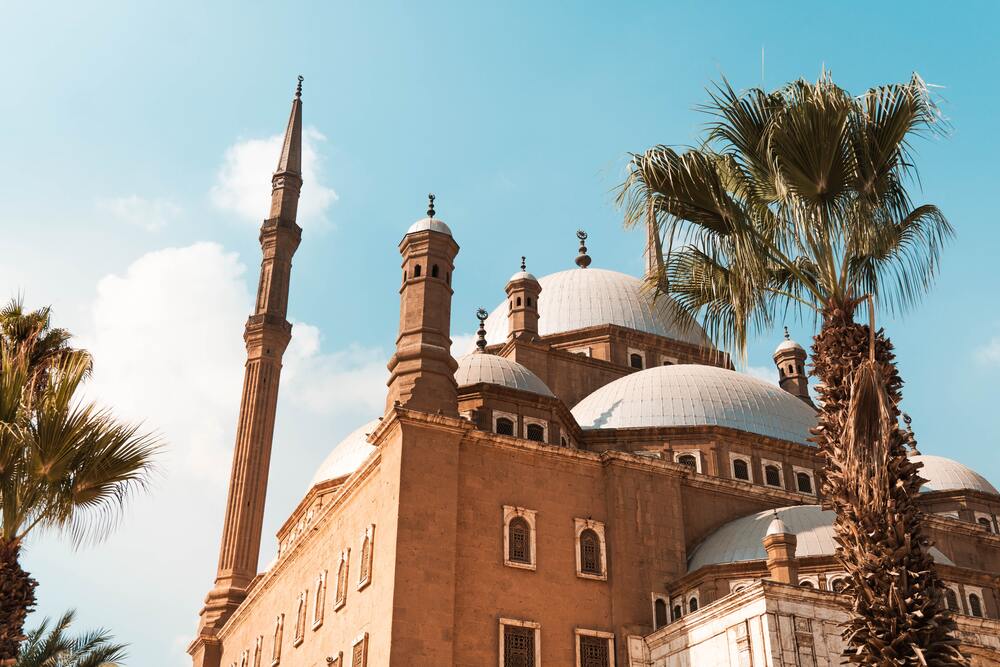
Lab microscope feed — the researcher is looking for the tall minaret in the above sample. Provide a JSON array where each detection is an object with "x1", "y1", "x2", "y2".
[{"x1": 195, "y1": 78, "x2": 304, "y2": 643}]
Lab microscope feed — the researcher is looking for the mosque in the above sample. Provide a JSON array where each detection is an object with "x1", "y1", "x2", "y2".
[{"x1": 188, "y1": 84, "x2": 1000, "y2": 666}]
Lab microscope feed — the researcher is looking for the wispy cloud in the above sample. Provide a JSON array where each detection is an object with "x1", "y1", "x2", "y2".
[
  {"x1": 745, "y1": 365, "x2": 778, "y2": 385},
  {"x1": 210, "y1": 127, "x2": 337, "y2": 228},
  {"x1": 975, "y1": 337, "x2": 1000, "y2": 366},
  {"x1": 96, "y1": 195, "x2": 181, "y2": 231}
]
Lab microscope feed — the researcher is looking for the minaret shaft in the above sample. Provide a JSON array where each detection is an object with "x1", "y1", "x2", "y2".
[{"x1": 194, "y1": 83, "x2": 303, "y2": 648}]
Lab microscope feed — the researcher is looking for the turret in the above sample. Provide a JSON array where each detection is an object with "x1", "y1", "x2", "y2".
[
  {"x1": 385, "y1": 194, "x2": 460, "y2": 416},
  {"x1": 505, "y1": 257, "x2": 542, "y2": 342},
  {"x1": 773, "y1": 327, "x2": 813, "y2": 407},
  {"x1": 763, "y1": 513, "x2": 799, "y2": 585}
]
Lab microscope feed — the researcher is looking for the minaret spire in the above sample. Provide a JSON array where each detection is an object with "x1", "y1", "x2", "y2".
[{"x1": 193, "y1": 79, "x2": 305, "y2": 662}]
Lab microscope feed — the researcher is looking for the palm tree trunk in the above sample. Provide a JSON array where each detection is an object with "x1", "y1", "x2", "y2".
[
  {"x1": 811, "y1": 302, "x2": 966, "y2": 665},
  {"x1": 0, "y1": 539, "x2": 36, "y2": 662}
]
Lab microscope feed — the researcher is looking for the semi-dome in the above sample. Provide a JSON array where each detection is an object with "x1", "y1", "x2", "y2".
[
  {"x1": 310, "y1": 419, "x2": 380, "y2": 488},
  {"x1": 913, "y1": 454, "x2": 998, "y2": 495},
  {"x1": 688, "y1": 505, "x2": 954, "y2": 572},
  {"x1": 455, "y1": 353, "x2": 554, "y2": 397},
  {"x1": 571, "y1": 364, "x2": 816, "y2": 445},
  {"x1": 483, "y1": 268, "x2": 708, "y2": 347},
  {"x1": 406, "y1": 217, "x2": 453, "y2": 236}
]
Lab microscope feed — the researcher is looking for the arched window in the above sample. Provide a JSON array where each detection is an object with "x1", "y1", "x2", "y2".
[
  {"x1": 654, "y1": 599, "x2": 667, "y2": 628},
  {"x1": 496, "y1": 417, "x2": 515, "y2": 436},
  {"x1": 765, "y1": 465, "x2": 781, "y2": 487},
  {"x1": 413, "y1": 264, "x2": 421, "y2": 277},
  {"x1": 508, "y1": 517, "x2": 531, "y2": 564},
  {"x1": 977, "y1": 517, "x2": 993, "y2": 533},
  {"x1": 969, "y1": 593, "x2": 983, "y2": 618},
  {"x1": 796, "y1": 472, "x2": 813, "y2": 494},
  {"x1": 359, "y1": 535, "x2": 372, "y2": 585},
  {"x1": 688, "y1": 596, "x2": 698, "y2": 612},
  {"x1": 629, "y1": 353, "x2": 644, "y2": 369},
  {"x1": 526, "y1": 297, "x2": 532, "y2": 307},
  {"x1": 677, "y1": 454, "x2": 697, "y2": 469},
  {"x1": 732, "y1": 459, "x2": 750, "y2": 481},
  {"x1": 516, "y1": 296, "x2": 522, "y2": 306},
  {"x1": 799, "y1": 580, "x2": 814, "y2": 588},
  {"x1": 335, "y1": 551, "x2": 349, "y2": 609},
  {"x1": 431, "y1": 264, "x2": 439, "y2": 278},
  {"x1": 579, "y1": 529, "x2": 601, "y2": 575},
  {"x1": 945, "y1": 588, "x2": 959, "y2": 612},
  {"x1": 312, "y1": 571, "x2": 326, "y2": 628},
  {"x1": 272, "y1": 614, "x2": 283, "y2": 662},
  {"x1": 830, "y1": 578, "x2": 847, "y2": 594},
  {"x1": 672, "y1": 605, "x2": 682, "y2": 622},
  {"x1": 560, "y1": 436, "x2": 568, "y2": 447},
  {"x1": 293, "y1": 591, "x2": 307, "y2": 644},
  {"x1": 525, "y1": 423, "x2": 545, "y2": 442}
]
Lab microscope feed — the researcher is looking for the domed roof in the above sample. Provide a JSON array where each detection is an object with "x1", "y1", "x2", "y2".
[
  {"x1": 571, "y1": 365, "x2": 816, "y2": 445},
  {"x1": 688, "y1": 505, "x2": 954, "y2": 572},
  {"x1": 310, "y1": 419, "x2": 379, "y2": 488},
  {"x1": 455, "y1": 353, "x2": 554, "y2": 397},
  {"x1": 508, "y1": 270, "x2": 538, "y2": 283},
  {"x1": 774, "y1": 338, "x2": 805, "y2": 354},
  {"x1": 913, "y1": 454, "x2": 998, "y2": 495},
  {"x1": 483, "y1": 268, "x2": 708, "y2": 347},
  {"x1": 406, "y1": 217, "x2": 453, "y2": 236}
]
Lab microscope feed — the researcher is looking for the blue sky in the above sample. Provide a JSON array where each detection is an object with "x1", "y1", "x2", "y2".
[{"x1": 2, "y1": 2, "x2": 998, "y2": 665}]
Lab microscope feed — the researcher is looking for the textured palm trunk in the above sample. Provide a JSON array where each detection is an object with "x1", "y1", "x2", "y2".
[
  {"x1": 811, "y1": 302, "x2": 966, "y2": 665},
  {"x1": 0, "y1": 539, "x2": 36, "y2": 662}
]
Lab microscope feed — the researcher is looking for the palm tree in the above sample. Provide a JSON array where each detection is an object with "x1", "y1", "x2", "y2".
[
  {"x1": 618, "y1": 74, "x2": 965, "y2": 664},
  {"x1": 15, "y1": 610, "x2": 126, "y2": 667},
  {"x1": 0, "y1": 298, "x2": 90, "y2": 398},
  {"x1": 0, "y1": 325, "x2": 160, "y2": 661}
]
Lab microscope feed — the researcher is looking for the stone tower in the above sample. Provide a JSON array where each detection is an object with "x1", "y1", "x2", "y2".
[
  {"x1": 763, "y1": 514, "x2": 799, "y2": 585},
  {"x1": 773, "y1": 327, "x2": 813, "y2": 407},
  {"x1": 505, "y1": 257, "x2": 542, "y2": 341},
  {"x1": 385, "y1": 195, "x2": 460, "y2": 417},
  {"x1": 193, "y1": 78, "x2": 304, "y2": 660}
]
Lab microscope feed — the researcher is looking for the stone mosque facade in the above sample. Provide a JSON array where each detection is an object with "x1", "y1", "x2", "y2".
[{"x1": 188, "y1": 86, "x2": 1000, "y2": 667}]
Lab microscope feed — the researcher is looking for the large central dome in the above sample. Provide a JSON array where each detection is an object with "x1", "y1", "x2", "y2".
[
  {"x1": 483, "y1": 268, "x2": 708, "y2": 346},
  {"x1": 571, "y1": 365, "x2": 817, "y2": 445}
]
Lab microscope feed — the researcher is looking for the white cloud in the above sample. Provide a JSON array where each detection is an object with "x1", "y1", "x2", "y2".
[
  {"x1": 96, "y1": 195, "x2": 182, "y2": 231},
  {"x1": 745, "y1": 365, "x2": 778, "y2": 385},
  {"x1": 450, "y1": 331, "x2": 478, "y2": 357},
  {"x1": 210, "y1": 127, "x2": 337, "y2": 227},
  {"x1": 975, "y1": 337, "x2": 1000, "y2": 366}
]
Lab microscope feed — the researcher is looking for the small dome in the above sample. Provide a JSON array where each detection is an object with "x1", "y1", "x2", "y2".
[
  {"x1": 774, "y1": 338, "x2": 805, "y2": 355},
  {"x1": 310, "y1": 419, "x2": 380, "y2": 488},
  {"x1": 484, "y1": 268, "x2": 708, "y2": 347},
  {"x1": 508, "y1": 270, "x2": 538, "y2": 283},
  {"x1": 406, "y1": 217, "x2": 453, "y2": 237},
  {"x1": 571, "y1": 365, "x2": 816, "y2": 445},
  {"x1": 913, "y1": 454, "x2": 998, "y2": 495},
  {"x1": 455, "y1": 354, "x2": 554, "y2": 397},
  {"x1": 765, "y1": 516, "x2": 791, "y2": 536},
  {"x1": 688, "y1": 505, "x2": 954, "y2": 572}
]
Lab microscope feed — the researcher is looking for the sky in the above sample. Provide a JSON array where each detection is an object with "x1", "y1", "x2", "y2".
[{"x1": 1, "y1": 1, "x2": 998, "y2": 665}]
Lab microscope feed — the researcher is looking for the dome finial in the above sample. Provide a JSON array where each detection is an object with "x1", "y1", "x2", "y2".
[
  {"x1": 783, "y1": 326, "x2": 790, "y2": 340},
  {"x1": 575, "y1": 230, "x2": 591, "y2": 268},
  {"x1": 520, "y1": 256, "x2": 526, "y2": 272},
  {"x1": 475, "y1": 308, "x2": 489, "y2": 352},
  {"x1": 427, "y1": 193, "x2": 436, "y2": 219},
  {"x1": 295, "y1": 75, "x2": 303, "y2": 99}
]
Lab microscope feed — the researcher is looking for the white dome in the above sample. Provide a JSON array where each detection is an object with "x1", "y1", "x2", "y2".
[
  {"x1": 406, "y1": 217, "x2": 452, "y2": 236},
  {"x1": 913, "y1": 454, "x2": 998, "y2": 495},
  {"x1": 774, "y1": 338, "x2": 805, "y2": 354},
  {"x1": 571, "y1": 365, "x2": 816, "y2": 445},
  {"x1": 455, "y1": 353, "x2": 554, "y2": 397},
  {"x1": 508, "y1": 270, "x2": 538, "y2": 283},
  {"x1": 688, "y1": 505, "x2": 954, "y2": 571},
  {"x1": 310, "y1": 419, "x2": 380, "y2": 488},
  {"x1": 483, "y1": 268, "x2": 708, "y2": 346}
]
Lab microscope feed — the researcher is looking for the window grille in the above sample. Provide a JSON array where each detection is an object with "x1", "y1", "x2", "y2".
[
  {"x1": 796, "y1": 472, "x2": 812, "y2": 493},
  {"x1": 496, "y1": 418, "x2": 515, "y2": 436},
  {"x1": 945, "y1": 588, "x2": 959, "y2": 611},
  {"x1": 688, "y1": 596, "x2": 698, "y2": 612},
  {"x1": 503, "y1": 625, "x2": 535, "y2": 667},
  {"x1": 336, "y1": 554, "x2": 349, "y2": 607},
  {"x1": 969, "y1": 593, "x2": 983, "y2": 617},
  {"x1": 830, "y1": 578, "x2": 847, "y2": 594},
  {"x1": 508, "y1": 517, "x2": 531, "y2": 563},
  {"x1": 977, "y1": 517, "x2": 993, "y2": 533},
  {"x1": 733, "y1": 459, "x2": 749, "y2": 480},
  {"x1": 525, "y1": 423, "x2": 545, "y2": 442},
  {"x1": 579, "y1": 635, "x2": 610, "y2": 667},
  {"x1": 351, "y1": 641, "x2": 365, "y2": 667},
  {"x1": 360, "y1": 535, "x2": 371, "y2": 584},
  {"x1": 580, "y1": 529, "x2": 602, "y2": 575},
  {"x1": 677, "y1": 454, "x2": 697, "y2": 469},
  {"x1": 764, "y1": 465, "x2": 781, "y2": 487},
  {"x1": 629, "y1": 353, "x2": 643, "y2": 369}
]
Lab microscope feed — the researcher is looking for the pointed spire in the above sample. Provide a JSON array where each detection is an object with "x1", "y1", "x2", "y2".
[
  {"x1": 269, "y1": 76, "x2": 304, "y2": 221},
  {"x1": 575, "y1": 230, "x2": 591, "y2": 268},
  {"x1": 475, "y1": 308, "x2": 489, "y2": 352}
]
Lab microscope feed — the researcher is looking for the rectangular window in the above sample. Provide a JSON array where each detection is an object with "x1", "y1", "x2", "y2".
[
  {"x1": 312, "y1": 571, "x2": 326, "y2": 629},
  {"x1": 351, "y1": 633, "x2": 368, "y2": 667},
  {"x1": 503, "y1": 626, "x2": 535, "y2": 667},
  {"x1": 358, "y1": 525, "x2": 375, "y2": 590},
  {"x1": 335, "y1": 549, "x2": 350, "y2": 610},
  {"x1": 575, "y1": 629, "x2": 615, "y2": 667}
]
